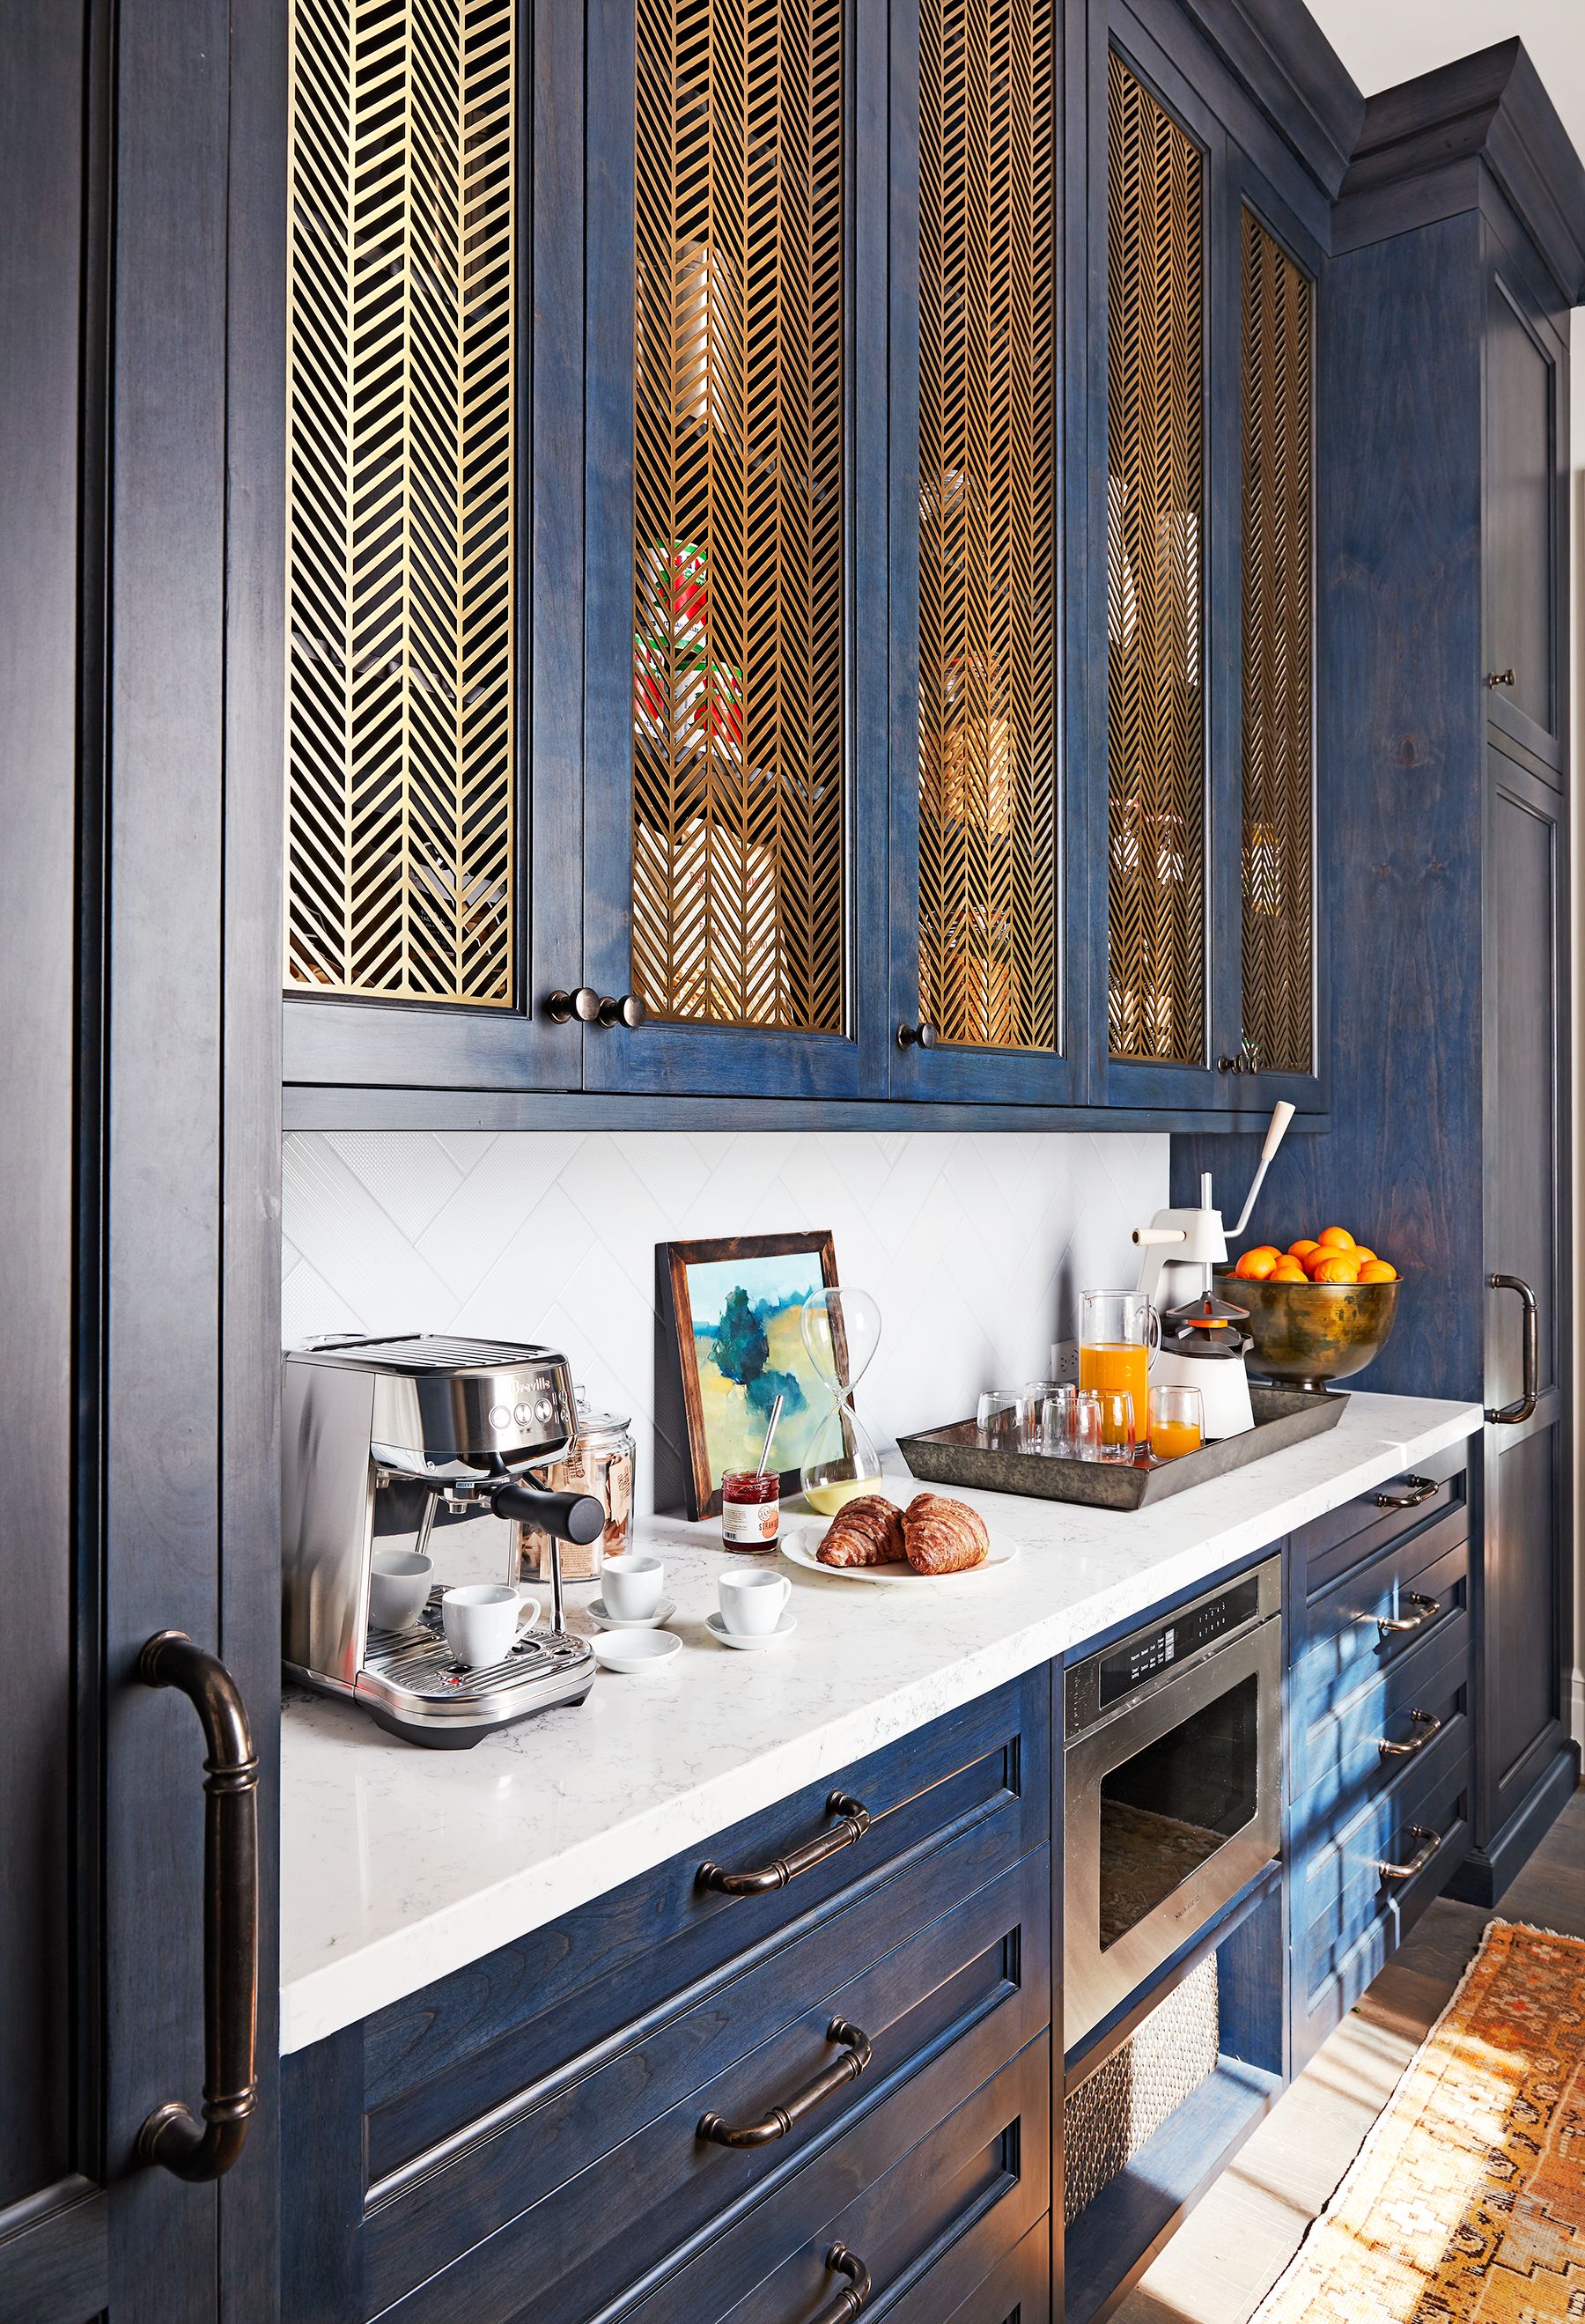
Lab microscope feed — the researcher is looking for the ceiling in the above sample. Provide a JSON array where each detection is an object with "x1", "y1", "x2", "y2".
[{"x1": 1305, "y1": 0, "x2": 1585, "y2": 173}]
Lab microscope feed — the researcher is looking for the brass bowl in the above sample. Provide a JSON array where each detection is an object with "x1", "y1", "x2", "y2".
[{"x1": 1213, "y1": 1267, "x2": 1401, "y2": 1393}]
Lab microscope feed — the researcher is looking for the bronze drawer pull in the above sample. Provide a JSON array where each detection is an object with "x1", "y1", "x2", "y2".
[
  {"x1": 1375, "y1": 1475, "x2": 1436, "y2": 1511},
  {"x1": 1379, "y1": 1826, "x2": 1441, "y2": 1883},
  {"x1": 1379, "y1": 1708, "x2": 1442, "y2": 1760},
  {"x1": 1486, "y1": 668, "x2": 1516, "y2": 689},
  {"x1": 1377, "y1": 1591, "x2": 1439, "y2": 1638},
  {"x1": 135, "y1": 1631, "x2": 261, "y2": 2182},
  {"x1": 698, "y1": 2018, "x2": 872, "y2": 2146},
  {"x1": 699, "y1": 1792, "x2": 872, "y2": 1895},
  {"x1": 809, "y1": 2246, "x2": 872, "y2": 2324}
]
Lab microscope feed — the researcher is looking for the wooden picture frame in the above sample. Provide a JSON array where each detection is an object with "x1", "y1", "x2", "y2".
[{"x1": 660, "y1": 1230, "x2": 841, "y2": 1519}]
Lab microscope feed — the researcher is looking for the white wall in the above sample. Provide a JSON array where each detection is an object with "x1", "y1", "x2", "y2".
[{"x1": 282, "y1": 1129, "x2": 1169, "y2": 1514}]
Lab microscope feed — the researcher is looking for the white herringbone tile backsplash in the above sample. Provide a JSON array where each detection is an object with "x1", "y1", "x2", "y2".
[{"x1": 282, "y1": 1130, "x2": 1168, "y2": 1513}]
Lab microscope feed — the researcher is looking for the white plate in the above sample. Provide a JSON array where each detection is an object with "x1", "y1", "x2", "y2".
[
  {"x1": 592, "y1": 1629, "x2": 682, "y2": 1674},
  {"x1": 706, "y1": 1610, "x2": 797, "y2": 1650},
  {"x1": 589, "y1": 1595, "x2": 676, "y2": 1631},
  {"x1": 781, "y1": 1522, "x2": 1017, "y2": 1584}
]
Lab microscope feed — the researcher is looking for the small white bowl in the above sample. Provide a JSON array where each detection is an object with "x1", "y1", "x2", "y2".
[
  {"x1": 589, "y1": 1595, "x2": 676, "y2": 1632},
  {"x1": 592, "y1": 1628, "x2": 682, "y2": 1674},
  {"x1": 706, "y1": 1610, "x2": 796, "y2": 1652}
]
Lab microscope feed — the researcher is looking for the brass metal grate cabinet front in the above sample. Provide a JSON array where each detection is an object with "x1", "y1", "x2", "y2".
[
  {"x1": 1241, "y1": 210, "x2": 1315, "y2": 1077},
  {"x1": 631, "y1": 0, "x2": 846, "y2": 1033},
  {"x1": 1105, "y1": 53, "x2": 1205, "y2": 1066},
  {"x1": 285, "y1": 0, "x2": 516, "y2": 1005},
  {"x1": 918, "y1": 0, "x2": 1059, "y2": 1052}
]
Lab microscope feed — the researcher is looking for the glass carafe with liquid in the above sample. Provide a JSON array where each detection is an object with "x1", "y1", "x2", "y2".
[{"x1": 1078, "y1": 1289, "x2": 1159, "y2": 1447}]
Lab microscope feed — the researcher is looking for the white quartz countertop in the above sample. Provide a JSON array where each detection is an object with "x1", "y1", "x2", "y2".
[{"x1": 279, "y1": 1391, "x2": 1480, "y2": 2053}]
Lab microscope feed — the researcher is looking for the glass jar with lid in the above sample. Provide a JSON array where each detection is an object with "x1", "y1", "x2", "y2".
[{"x1": 514, "y1": 1392, "x2": 635, "y2": 1585}]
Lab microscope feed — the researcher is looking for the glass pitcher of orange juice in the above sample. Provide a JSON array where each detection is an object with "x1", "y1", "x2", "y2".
[{"x1": 1078, "y1": 1289, "x2": 1159, "y2": 1445}]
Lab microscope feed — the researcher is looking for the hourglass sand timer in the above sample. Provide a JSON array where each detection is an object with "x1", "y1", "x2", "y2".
[{"x1": 799, "y1": 1288, "x2": 885, "y2": 1516}]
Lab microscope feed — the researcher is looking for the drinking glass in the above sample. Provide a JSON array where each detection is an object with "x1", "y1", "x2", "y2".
[
  {"x1": 1072, "y1": 1390, "x2": 1104, "y2": 1462},
  {"x1": 1095, "y1": 1389, "x2": 1137, "y2": 1464},
  {"x1": 1078, "y1": 1290, "x2": 1159, "y2": 1436},
  {"x1": 1028, "y1": 1381, "x2": 1075, "y2": 1455},
  {"x1": 1148, "y1": 1383, "x2": 1204, "y2": 1460},
  {"x1": 976, "y1": 1390, "x2": 1028, "y2": 1448}
]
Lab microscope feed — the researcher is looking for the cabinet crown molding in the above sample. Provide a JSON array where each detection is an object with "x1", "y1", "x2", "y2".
[
  {"x1": 1174, "y1": 0, "x2": 1364, "y2": 201},
  {"x1": 1339, "y1": 38, "x2": 1585, "y2": 302}
]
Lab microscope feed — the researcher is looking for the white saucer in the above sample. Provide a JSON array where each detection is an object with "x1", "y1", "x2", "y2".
[
  {"x1": 706, "y1": 1610, "x2": 797, "y2": 1650},
  {"x1": 589, "y1": 1595, "x2": 676, "y2": 1631},
  {"x1": 592, "y1": 1628, "x2": 682, "y2": 1674}
]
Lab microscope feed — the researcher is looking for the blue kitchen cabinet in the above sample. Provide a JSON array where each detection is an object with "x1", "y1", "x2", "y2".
[
  {"x1": 281, "y1": 0, "x2": 1351, "y2": 1131},
  {"x1": 1177, "y1": 42, "x2": 1585, "y2": 1907},
  {"x1": 281, "y1": 1673, "x2": 1056, "y2": 2324}
]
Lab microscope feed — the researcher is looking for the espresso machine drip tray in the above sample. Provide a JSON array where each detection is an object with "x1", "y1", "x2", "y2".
[{"x1": 354, "y1": 1594, "x2": 595, "y2": 1747}]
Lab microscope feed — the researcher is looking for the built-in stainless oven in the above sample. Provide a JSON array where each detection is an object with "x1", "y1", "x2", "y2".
[{"x1": 1065, "y1": 1558, "x2": 1281, "y2": 2049}]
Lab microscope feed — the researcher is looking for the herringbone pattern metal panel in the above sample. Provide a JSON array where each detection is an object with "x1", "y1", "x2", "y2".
[
  {"x1": 918, "y1": 0, "x2": 1058, "y2": 1052},
  {"x1": 1241, "y1": 210, "x2": 1314, "y2": 1076},
  {"x1": 1105, "y1": 52, "x2": 1204, "y2": 1066},
  {"x1": 631, "y1": 0, "x2": 845, "y2": 1032},
  {"x1": 285, "y1": 0, "x2": 514, "y2": 1004}
]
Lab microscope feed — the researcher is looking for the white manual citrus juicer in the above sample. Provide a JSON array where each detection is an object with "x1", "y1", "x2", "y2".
[{"x1": 1131, "y1": 1102, "x2": 1296, "y2": 1439}]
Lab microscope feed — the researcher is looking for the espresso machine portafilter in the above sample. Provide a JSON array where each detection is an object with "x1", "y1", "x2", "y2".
[{"x1": 282, "y1": 1334, "x2": 605, "y2": 1746}]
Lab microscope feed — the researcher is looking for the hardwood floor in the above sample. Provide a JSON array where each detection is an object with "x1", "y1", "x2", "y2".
[{"x1": 1110, "y1": 1789, "x2": 1585, "y2": 2324}]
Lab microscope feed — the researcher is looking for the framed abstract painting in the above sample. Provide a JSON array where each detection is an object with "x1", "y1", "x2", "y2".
[{"x1": 660, "y1": 1230, "x2": 839, "y2": 1518}]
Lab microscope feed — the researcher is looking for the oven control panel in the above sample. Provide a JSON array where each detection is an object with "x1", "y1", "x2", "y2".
[{"x1": 1065, "y1": 1568, "x2": 1267, "y2": 1737}]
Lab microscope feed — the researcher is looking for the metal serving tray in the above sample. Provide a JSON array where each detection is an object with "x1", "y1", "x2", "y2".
[{"x1": 897, "y1": 1386, "x2": 1347, "y2": 1512}]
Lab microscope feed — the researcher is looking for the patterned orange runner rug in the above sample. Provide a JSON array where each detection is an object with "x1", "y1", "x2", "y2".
[{"x1": 1253, "y1": 1920, "x2": 1585, "y2": 2323}]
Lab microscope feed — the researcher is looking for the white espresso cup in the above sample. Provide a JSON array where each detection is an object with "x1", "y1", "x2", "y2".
[
  {"x1": 441, "y1": 1583, "x2": 541, "y2": 1669},
  {"x1": 369, "y1": 1548, "x2": 434, "y2": 1632},
  {"x1": 602, "y1": 1553, "x2": 665, "y2": 1622},
  {"x1": 719, "y1": 1567, "x2": 792, "y2": 1636}
]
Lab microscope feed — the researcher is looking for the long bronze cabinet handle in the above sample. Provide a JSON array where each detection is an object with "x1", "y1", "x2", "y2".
[
  {"x1": 698, "y1": 2018, "x2": 873, "y2": 2146},
  {"x1": 1379, "y1": 1827, "x2": 1441, "y2": 1883},
  {"x1": 136, "y1": 1630, "x2": 261, "y2": 2181},
  {"x1": 698, "y1": 1792, "x2": 872, "y2": 1895},
  {"x1": 1485, "y1": 1273, "x2": 1539, "y2": 1425},
  {"x1": 810, "y1": 2246, "x2": 873, "y2": 2324}
]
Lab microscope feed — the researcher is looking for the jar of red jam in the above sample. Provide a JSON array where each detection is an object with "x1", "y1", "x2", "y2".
[{"x1": 720, "y1": 1468, "x2": 779, "y2": 1551}]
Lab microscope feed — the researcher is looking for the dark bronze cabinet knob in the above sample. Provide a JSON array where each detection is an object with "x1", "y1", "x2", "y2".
[
  {"x1": 598, "y1": 992, "x2": 646, "y2": 1029},
  {"x1": 545, "y1": 985, "x2": 601, "y2": 1024},
  {"x1": 1486, "y1": 668, "x2": 1516, "y2": 690},
  {"x1": 896, "y1": 1020, "x2": 938, "y2": 1051}
]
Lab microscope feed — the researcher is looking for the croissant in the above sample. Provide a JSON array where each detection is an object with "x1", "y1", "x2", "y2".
[
  {"x1": 904, "y1": 1492, "x2": 990, "y2": 1575},
  {"x1": 816, "y1": 1494, "x2": 905, "y2": 1568}
]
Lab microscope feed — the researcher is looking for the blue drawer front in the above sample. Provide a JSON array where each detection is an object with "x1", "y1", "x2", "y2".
[
  {"x1": 365, "y1": 1848, "x2": 1051, "y2": 2321},
  {"x1": 1293, "y1": 1516, "x2": 1469, "y2": 1745}
]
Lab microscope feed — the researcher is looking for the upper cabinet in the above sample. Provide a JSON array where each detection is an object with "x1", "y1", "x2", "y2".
[
  {"x1": 1095, "y1": 7, "x2": 1325, "y2": 1116},
  {"x1": 281, "y1": 0, "x2": 1352, "y2": 1126}
]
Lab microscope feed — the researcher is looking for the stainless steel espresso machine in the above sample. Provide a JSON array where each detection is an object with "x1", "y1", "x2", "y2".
[{"x1": 282, "y1": 1334, "x2": 605, "y2": 1746}]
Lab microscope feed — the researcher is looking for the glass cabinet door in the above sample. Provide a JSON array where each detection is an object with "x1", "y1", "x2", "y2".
[
  {"x1": 282, "y1": 0, "x2": 579, "y2": 1094},
  {"x1": 1237, "y1": 199, "x2": 1319, "y2": 1099},
  {"x1": 888, "y1": 0, "x2": 1083, "y2": 1103},
  {"x1": 579, "y1": 0, "x2": 889, "y2": 1099},
  {"x1": 1099, "y1": 21, "x2": 1322, "y2": 1114}
]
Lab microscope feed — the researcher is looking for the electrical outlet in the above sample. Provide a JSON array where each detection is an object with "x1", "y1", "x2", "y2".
[{"x1": 1049, "y1": 1338, "x2": 1080, "y2": 1383}]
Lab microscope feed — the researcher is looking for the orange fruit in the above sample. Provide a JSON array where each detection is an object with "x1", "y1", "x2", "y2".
[
  {"x1": 1301, "y1": 1247, "x2": 1333, "y2": 1276},
  {"x1": 1351, "y1": 1247, "x2": 1379, "y2": 1268},
  {"x1": 1359, "y1": 1259, "x2": 1397, "y2": 1283},
  {"x1": 1312, "y1": 1253, "x2": 1361, "y2": 1285},
  {"x1": 1234, "y1": 1246, "x2": 1282, "y2": 1280},
  {"x1": 1316, "y1": 1226, "x2": 1355, "y2": 1251},
  {"x1": 1268, "y1": 1258, "x2": 1308, "y2": 1282},
  {"x1": 1287, "y1": 1238, "x2": 1319, "y2": 1259}
]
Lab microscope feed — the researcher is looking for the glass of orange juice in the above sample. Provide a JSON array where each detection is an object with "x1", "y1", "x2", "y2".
[
  {"x1": 1078, "y1": 1288, "x2": 1158, "y2": 1434},
  {"x1": 1148, "y1": 1383, "x2": 1204, "y2": 1460}
]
